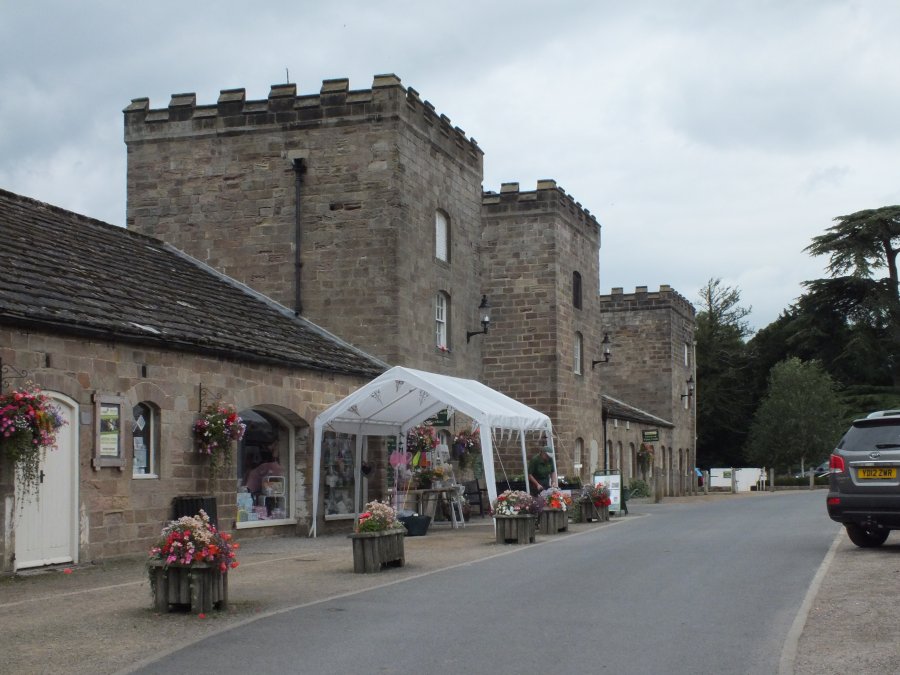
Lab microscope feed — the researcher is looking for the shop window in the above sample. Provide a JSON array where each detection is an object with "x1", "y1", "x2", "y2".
[
  {"x1": 435, "y1": 210, "x2": 450, "y2": 262},
  {"x1": 573, "y1": 271, "x2": 582, "y2": 309},
  {"x1": 435, "y1": 291, "x2": 450, "y2": 351},
  {"x1": 132, "y1": 401, "x2": 159, "y2": 477},
  {"x1": 237, "y1": 409, "x2": 292, "y2": 526},
  {"x1": 322, "y1": 431, "x2": 357, "y2": 519}
]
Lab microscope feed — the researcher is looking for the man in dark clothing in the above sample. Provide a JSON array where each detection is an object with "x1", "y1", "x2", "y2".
[{"x1": 528, "y1": 447, "x2": 557, "y2": 494}]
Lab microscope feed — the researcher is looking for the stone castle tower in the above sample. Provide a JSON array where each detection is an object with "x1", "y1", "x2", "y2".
[
  {"x1": 125, "y1": 75, "x2": 485, "y2": 375},
  {"x1": 599, "y1": 285, "x2": 697, "y2": 492},
  {"x1": 481, "y1": 181, "x2": 604, "y2": 478},
  {"x1": 124, "y1": 74, "x2": 695, "y2": 489}
]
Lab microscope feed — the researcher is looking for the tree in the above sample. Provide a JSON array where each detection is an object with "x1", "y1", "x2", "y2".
[
  {"x1": 804, "y1": 205, "x2": 900, "y2": 385},
  {"x1": 744, "y1": 358, "x2": 845, "y2": 472},
  {"x1": 695, "y1": 278, "x2": 753, "y2": 468}
]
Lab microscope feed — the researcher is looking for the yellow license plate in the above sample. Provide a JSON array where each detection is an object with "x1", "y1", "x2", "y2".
[{"x1": 858, "y1": 467, "x2": 897, "y2": 479}]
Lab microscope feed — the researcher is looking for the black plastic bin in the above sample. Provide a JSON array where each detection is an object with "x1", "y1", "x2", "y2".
[{"x1": 172, "y1": 495, "x2": 218, "y2": 527}]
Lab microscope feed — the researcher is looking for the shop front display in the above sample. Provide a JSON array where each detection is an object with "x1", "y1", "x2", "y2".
[{"x1": 323, "y1": 432, "x2": 356, "y2": 518}]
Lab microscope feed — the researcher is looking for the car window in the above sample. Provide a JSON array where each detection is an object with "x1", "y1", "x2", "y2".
[{"x1": 841, "y1": 422, "x2": 900, "y2": 452}]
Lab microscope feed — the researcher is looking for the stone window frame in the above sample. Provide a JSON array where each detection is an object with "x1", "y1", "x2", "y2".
[
  {"x1": 573, "y1": 271, "x2": 582, "y2": 309},
  {"x1": 435, "y1": 210, "x2": 450, "y2": 263},
  {"x1": 131, "y1": 400, "x2": 160, "y2": 479},
  {"x1": 574, "y1": 437, "x2": 583, "y2": 473},
  {"x1": 574, "y1": 331, "x2": 584, "y2": 375},
  {"x1": 435, "y1": 291, "x2": 450, "y2": 351}
]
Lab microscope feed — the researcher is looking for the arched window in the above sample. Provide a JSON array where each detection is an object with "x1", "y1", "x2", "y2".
[
  {"x1": 435, "y1": 291, "x2": 450, "y2": 350},
  {"x1": 630, "y1": 442, "x2": 637, "y2": 480},
  {"x1": 574, "y1": 331, "x2": 583, "y2": 375},
  {"x1": 132, "y1": 401, "x2": 159, "y2": 477},
  {"x1": 573, "y1": 271, "x2": 582, "y2": 309},
  {"x1": 435, "y1": 210, "x2": 450, "y2": 262}
]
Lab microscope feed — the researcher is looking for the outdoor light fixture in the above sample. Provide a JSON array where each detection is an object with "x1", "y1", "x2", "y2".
[
  {"x1": 466, "y1": 295, "x2": 491, "y2": 343},
  {"x1": 681, "y1": 376, "x2": 695, "y2": 400},
  {"x1": 591, "y1": 333, "x2": 612, "y2": 369}
]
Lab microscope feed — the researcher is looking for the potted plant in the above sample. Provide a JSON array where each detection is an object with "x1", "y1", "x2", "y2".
[
  {"x1": 579, "y1": 483, "x2": 612, "y2": 522},
  {"x1": 492, "y1": 489, "x2": 543, "y2": 544},
  {"x1": 0, "y1": 385, "x2": 66, "y2": 500},
  {"x1": 193, "y1": 402, "x2": 246, "y2": 474},
  {"x1": 538, "y1": 487, "x2": 572, "y2": 534},
  {"x1": 349, "y1": 500, "x2": 406, "y2": 573},
  {"x1": 147, "y1": 509, "x2": 239, "y2": 613}
]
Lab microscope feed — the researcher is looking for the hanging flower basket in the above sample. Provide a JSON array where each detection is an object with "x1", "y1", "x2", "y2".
[
  {"x1": 406, "y1": 425, "x2": 439, "y2": 468},
  {"x1": 193, "y1": 402, "x2": 246, "y2": 474},
  {"x1": 451, "y1": 429, "x2": 480, "y2": 469},
  {"x1": 0, "y1": 385, "x2": 66, "y2": 499}
]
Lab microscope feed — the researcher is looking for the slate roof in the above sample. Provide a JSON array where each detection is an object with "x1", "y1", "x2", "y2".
[
  {"x1": 0, "y1": 188, "x2": 387, "y2": 378},
  {"x1": 602, "y1": 394, "x2": 674, "y2": 428}
]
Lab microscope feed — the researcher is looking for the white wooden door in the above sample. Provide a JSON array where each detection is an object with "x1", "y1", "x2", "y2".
[{"x1": 15, "y1": 395, "x2": 78, "y2": 570}]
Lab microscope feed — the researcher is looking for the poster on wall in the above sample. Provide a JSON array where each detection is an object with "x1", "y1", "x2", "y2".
[
  {"x1": 99, "y1": 404, "x2": 121, "y2": 457},
  {"x1": 594, "y1": 471, "x2": 622, "y2": 513}
]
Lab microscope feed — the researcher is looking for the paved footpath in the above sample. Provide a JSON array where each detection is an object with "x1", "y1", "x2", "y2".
[{"x1": 0, "y1": 494, "x2": 894, "y2": 675}]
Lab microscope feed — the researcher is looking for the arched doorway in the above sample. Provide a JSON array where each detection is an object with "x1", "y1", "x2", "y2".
[
  {"x1": 15, "y1": 392, "x2": 79, "y2": 570},
  {"x1": 237, "y1": 407, "x2": 304, "y2": 526}
]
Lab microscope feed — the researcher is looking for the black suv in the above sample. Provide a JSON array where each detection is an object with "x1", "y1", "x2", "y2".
[{"x1": 827, "y1": 411, "x2": 900, "y2": 547}]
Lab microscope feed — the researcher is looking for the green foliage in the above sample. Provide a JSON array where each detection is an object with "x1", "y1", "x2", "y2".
[
  {"x1": 626, "y1": 479, "x2": 650, "y2": 498},
  {"x1": 695, "y1": 278, "x2": 754, "y2": 467},
  {"x1": 803, "y1": 205, "x2": 900, "y2": 385},
  {"x1": 744, "y1": 358, "x2": 845, "y2": 471}
]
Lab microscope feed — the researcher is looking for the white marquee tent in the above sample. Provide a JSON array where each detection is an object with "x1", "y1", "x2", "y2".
[{"x1": 310, "y1": 366, "x2": 555, "y2": 536}]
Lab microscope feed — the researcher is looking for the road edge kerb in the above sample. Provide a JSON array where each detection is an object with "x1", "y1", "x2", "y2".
[{"x1": 778, "y1": 529, "x2": 842, "y2": 675}]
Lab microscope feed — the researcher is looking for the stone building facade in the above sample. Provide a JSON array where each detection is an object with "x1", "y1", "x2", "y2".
[
  {"x1": 123, "y1": 74, "x2": 696, "y2": 492},
  {"x1": 0, "y1": 188, "x2": 385, "y2": 573},
  {"x1": 599, "y1": 285, "x2": 697, "y2": 495},
  {"x1": 481, "y1": 181, "x2": 604, "y2": 480},
  {"x1": 125, "y1": 75, "x2": 485, "y2": 375}
]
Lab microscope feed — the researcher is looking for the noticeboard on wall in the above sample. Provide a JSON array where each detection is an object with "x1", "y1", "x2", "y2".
[
  {"x1": 92, "y1": 393, "x2": 127, "y2": 470},
  {"x1": 641, "y1": 429, "x2": 660, "y2": 443}
]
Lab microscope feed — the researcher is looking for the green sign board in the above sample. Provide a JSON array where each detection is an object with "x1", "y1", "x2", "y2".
[
  {"x1": 642, "y1": 429, "x2": 659, "y2": 443},
  {"x1": 423, "y1": 409, "x2": 451, "y2": 427}
]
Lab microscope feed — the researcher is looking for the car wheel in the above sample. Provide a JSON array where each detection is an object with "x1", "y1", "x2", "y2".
[{"x1": 845, "y1": 523, "x2": 890, "y2": 548}]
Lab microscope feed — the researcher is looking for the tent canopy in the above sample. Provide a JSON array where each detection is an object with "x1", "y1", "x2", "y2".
[{"x1": 310, "y1": 366, "x2": 554, "y2": 535}]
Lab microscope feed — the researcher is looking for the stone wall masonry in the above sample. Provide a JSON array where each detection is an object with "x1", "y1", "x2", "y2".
[
  {"x1": 599, "y1": 285, "x2": 696, "y2": 494},
  {"x1": 0, "y1": 329, "x2": 370, "y2": 573},
  {"x1": 126, "y1": 75, "x2": 485, "y2": 378},
  {"x1": 481, "y1": 181, "x2": 603, "y2": 476}
]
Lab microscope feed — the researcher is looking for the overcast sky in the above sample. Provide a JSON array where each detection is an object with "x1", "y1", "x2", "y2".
[{"x1": 3, "y1": 1, "x2": 899, "y2": 331}]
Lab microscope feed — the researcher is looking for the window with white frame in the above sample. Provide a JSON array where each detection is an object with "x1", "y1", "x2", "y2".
[
  {"x1": 435, "y1": 292, "x2": 449, "y2": 350},
  {"x1": 132, "y1": 401, "x2": 159, "y2": 477},
  {"x1": 435, "y1": 211, "x2": 449, "y2": 262},
  {"x1": 684, "y1": 342, "x2": 690, "y2": 367},
  {"x1": 574, "y1": 331, "x2": 583, "y2": 374},
  {"x1": 574, "y1": 437, "x2": 583, "y2": 472}
]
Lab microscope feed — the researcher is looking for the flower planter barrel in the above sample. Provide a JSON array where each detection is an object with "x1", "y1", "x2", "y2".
[
  {"x1": 349, "y1": 530, "x2": 406, "y2": 573},
  {"x1": 538, "y1": 508, "x2": 568, "y2": 534},
  {"x1": 494, "y1": 515, "x2": 536, "y2": 544},
  {"x1": 578, "y1": 502, "x2": 610, "y2": 523},
  {"x1": 148, "y1": 561, "x2": 228, "y2": 613}
]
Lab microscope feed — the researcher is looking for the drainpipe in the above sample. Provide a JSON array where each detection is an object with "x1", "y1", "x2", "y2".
[{"x1": 292, "y1": 158, "x2": 306, "y2": 315}]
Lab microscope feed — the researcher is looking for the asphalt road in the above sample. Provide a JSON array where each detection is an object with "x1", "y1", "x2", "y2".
[{"x1": 136, "y1": 492, "x2": 838, "y2": 674}]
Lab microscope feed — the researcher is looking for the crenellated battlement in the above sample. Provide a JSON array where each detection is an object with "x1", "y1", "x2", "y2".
[
  {"x1": 599, "y1": 285, "x2": 696, "y2": 318},
  {"x1": 124, "y1": 74, "x2": 482, "y2": 162},
  {"x1": 481, "y1": 179, "x2": 601, "y2": 233}
]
